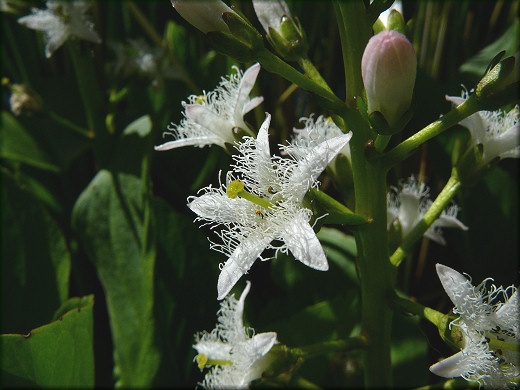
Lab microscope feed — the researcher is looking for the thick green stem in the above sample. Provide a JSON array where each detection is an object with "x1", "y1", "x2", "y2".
[
  {"x1": 346, "y1": 110, "x2": 394, "y2": 388},
  {"x1": 381, "y1": 96, "x2": 481, "y2": 166},
  {"x1": 390, "y1": 170, "x2": 462, "y2": 267}
]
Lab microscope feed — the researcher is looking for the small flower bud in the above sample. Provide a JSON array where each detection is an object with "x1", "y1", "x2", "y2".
[
  {"x1": 252, "y1": 0, "x2": 308, "y2": 61},
  {"x1": 475, "y1": 53, "x2": 519, "y2": 110},
  {"x1": 361, "y1": 30, "x2": 417, "y2": 130},
  {"x1": 171, "y1": 0, "x2": 233, "y2": 34},
  {"x1": 172, "y1": 0, "x2": 264, "y2": 63}
]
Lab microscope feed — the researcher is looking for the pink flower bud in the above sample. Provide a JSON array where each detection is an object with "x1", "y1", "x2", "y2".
[{"x1": 361, "y1": 30, "x2": 417, "y2": 127}]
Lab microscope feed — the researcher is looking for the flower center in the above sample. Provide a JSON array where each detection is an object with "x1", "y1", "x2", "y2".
[
  {"x1": 226, "y1": 180, "x2": 274, "y2": 209},
  {"x1": 196, "y1": 353, "x2": 233, "y2": 370}
]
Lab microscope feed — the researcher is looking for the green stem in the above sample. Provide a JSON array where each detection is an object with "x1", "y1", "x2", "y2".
[
  {"x1": 345, "y1": 110, "x2": 394, "y2": 388},
  {"x1": 381, "y1": 95, "x2": 481, "y2": 166},
  {"x1": 297, "y1": 56, "x2": 334, "y2": 95},
  {"x1": 47, "y1": 110, "x2": 94, "y2": 138},
  {"x1": 127, "y1": 1, "x2": 163, "y2": 47},
  {"x1": 333, "y1": 0, "x2": 372, "y2": 107},
  {"x1": 390, "y1": 169, "x2": 462, "y2": 267},
  {"x1": 305, "y1": 188, "x2": 370, "y2": 227},
  {"x1": 390, "y1": 293, "x2": 447, "y2": 329},
  {"x1": 290, "y1": 337, "x2": 367, "y2": 359},
  {"x1": 257, "y1": 49, "x2": 346, "y2": 113}
]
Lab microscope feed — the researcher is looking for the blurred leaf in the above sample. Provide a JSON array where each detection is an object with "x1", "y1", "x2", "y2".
[
  {"x1": 72, "y1": 115, "x2": 160, "y2": 387},
  {"x1": 318, "y1": 227, "x2": 358, "y2": 284},
  {"x1": 0, "y1": 111, "x2": 60, "y2": 172},
  {"x1": 391, "y1": 314, "x2": 429, "y2": 387},
  {"x1": 1, "y1": 295, "x2": 94, "y2": 388},
  {"x1": 460, "y1": 18, "x2": 520, "y2": 82},
  {"x1": 152, "y1": 196, "x2": 220, "y2": 385},
  {"x1": 1, "y1": 174, "x2": 70, "y2": 334}
]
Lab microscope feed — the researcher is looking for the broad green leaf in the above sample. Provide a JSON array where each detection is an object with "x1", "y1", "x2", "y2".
[
  {"x1": 72, "y1": 115, "x2": 160, "y2": 387},
  {"x1": 1, "y1": 174, "x2": 70, "y2": 334},
  {"x1": 1, "y1": 295, "x2": 94, "y2": 388},
  {"x1": 460, "y1": 19, "x2": 520, "y2": 81},
  {"x1": 0, "y1": 111, "x2": 59, "y2": 172}
]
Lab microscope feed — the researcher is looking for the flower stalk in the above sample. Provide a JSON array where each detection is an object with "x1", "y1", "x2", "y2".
[{"x1": 390, "y1": 169, "x2": 462, "y2": 267}]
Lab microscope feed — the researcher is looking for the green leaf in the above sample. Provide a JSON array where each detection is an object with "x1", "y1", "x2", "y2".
[
  {"x1": 1, "y1": 174, "x2": 70, "y2": 334},
  {"x1": 0, "y1": 111, "x2": 60, "y2": 172},
  {"x1": 1, "y1": 295, "x2": 94, "y2": 388},
  {"x1": 460, "y1": 18, "x2": 520, "y2": 82},
  {"x1": 72, "y1": 115, "x2": 160, "y2": 387}
]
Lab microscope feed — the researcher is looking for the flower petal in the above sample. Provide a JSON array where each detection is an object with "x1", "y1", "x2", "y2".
[
  {"x1": 287, "y1": 132, "x2": 352, "y2": 202},
  {"x1": 154, "y1": 135, "x2": 223, "y2": 150},
  {"x1": 186, "y1": 104, "x2": 235, "y2": 144},
  {"x1": 283, "y1": 212, "x2": 328, "y2": 271},
  {"x1": 235, "y1": 63, "x2": 261, "y2": 120},
  {"x1": 250, "y1": 332, "x2": 278, "y2": 357},
  {"x1": 435, "y1": 263, "x2": 475, "y2": 309},
  {"x1": 429, "y1": 351, "x2": 472, "y2": 378},
  {"x1": 496, "y1": 290, "x2": 519, "y2": 332},
  {"x1": 217, "y1": 235, "x2": 273, "y2": 300}
]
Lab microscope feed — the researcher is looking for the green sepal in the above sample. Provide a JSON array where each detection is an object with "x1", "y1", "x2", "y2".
[
  {"x1": 266, "y1": 16, "x2": 309, "y2": 61},
  {"x1": 476, "y1": 55, "x2": 518, "y2": 107},
  {"x1": 205, "y1": 11, "x2": 264, "y2": 62},
  {"x1": 368, "y1": 107, "x2": 414, "y2": 135}
]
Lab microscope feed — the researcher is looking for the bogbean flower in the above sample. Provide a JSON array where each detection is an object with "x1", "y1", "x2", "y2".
[
  {"x1": 188, "y1": 114, "x2": 352, "y2": 299},
  {"x1": 387, "y1": 176, "x2": 468, "y2": 245},
  {"x1": 18, "y1": 0, "x2": 101, "y2": 58},
  {"x1": 155, "y1": 63, "x2": 263, "y2": 151},
  {"x1": 194, "y1": 281, "x2": 277, "y2": 388},
  {"x1": 431, "y1": 264, "x2": 519, "y2": 387},
  {"x1": 446, "y1": 91, "x2": 520, "y2": 165}
]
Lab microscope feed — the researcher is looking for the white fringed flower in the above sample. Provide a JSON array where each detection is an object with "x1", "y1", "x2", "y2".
[
  {"x1": 431, "y1": 264, "x2": 520, "y2": 387},
  {"x1": 387, "y1": 176, "x2": 468, "y2": 245},
  {"x1": 188, "y1": 114, "x2": 352, "y2": 299},
  {"x1": 18, "y1": 0, "x2": 101, "y2": 58},
  {"x1": 285, "y1": 114, "x2": 350, "y2": 160},
  {"x1": 194, "y1": 281, "x2": 277, "y2": 389},
  {"x1": 446, "y1": 92, "x2": 520, "y2": 165},
  {"x1": 155, "y1": 63, "x2": 263, "y2": 151}
]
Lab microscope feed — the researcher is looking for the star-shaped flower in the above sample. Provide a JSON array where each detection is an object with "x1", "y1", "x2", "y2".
[
  {"x1": 430, "y1": 264, "x2": 519, "y2": 388},
  {"x1": 155, "y1": 63, "x2": 263, "y2": 151},
  {"x1": 387, "y1": 176, "x2": 468, "y2": 245},
  {"x1": 446, "y1": 92, "x2": 520, "y2": 165},
  {"x1": 188, "y1": 114, "x2": 352, "y2": 299},
  {"x1": 18, "y1": 0, "x2": 101, "y2": 58},
  {"x1": 193, "y1": 281, "x2": 277, "y2": 388}
]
